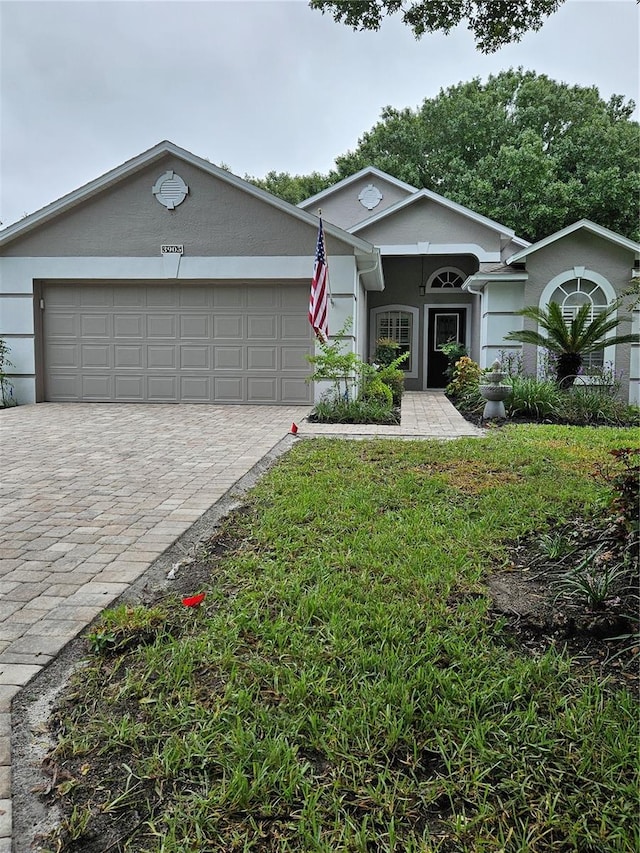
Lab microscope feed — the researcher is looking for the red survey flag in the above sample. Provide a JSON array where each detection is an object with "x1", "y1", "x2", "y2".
[
  {"x1": 182, "y1": 593, "x2": 206, "y2": 607},
  {"x1": 309, "y1": 217, "x2": 329, "y2": 341}
]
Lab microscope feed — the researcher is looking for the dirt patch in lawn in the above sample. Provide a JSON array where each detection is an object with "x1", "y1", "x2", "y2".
[{"x1": 486, "y1": 514, "x2": 639, "y2": 692}]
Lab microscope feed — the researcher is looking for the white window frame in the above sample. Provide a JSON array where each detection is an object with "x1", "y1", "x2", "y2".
[
  {"x1": 370, "y1": 305, "x2": 419, "y2": 379},
  {"x1": 540, "y1": 269, "x2": 617, "y2": 374},
  {"x1": 426, "y1": 267, "x2": 467, "y2": 290}
]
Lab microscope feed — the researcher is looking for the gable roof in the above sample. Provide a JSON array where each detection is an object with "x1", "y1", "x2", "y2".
[
  {"x1": 348, "y1": 187, "x2": 519, "y2": 241},
  {"x1": 297, "y1": 166, "x2": 419, "y2": 211},
  {"x1": 0, "y1": 140, "x2": 379, "y2": 262},
  {"x1": 507, "y1": 219, "x2": 640, "y2": 264}
]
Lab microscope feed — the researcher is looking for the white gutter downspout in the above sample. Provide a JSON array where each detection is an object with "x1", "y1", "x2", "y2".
[{"x1": 463, "y1": 276, "x2": 486, "y2": 366}]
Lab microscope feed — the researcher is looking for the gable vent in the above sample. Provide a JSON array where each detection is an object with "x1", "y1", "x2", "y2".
[{"x1": 152, "y1": 171, "x2": 189, "y2": 210}]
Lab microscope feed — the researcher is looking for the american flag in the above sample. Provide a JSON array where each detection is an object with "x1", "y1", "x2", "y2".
[{"x1": 309, "y1": 218, "x2": 329, "y2": 341}]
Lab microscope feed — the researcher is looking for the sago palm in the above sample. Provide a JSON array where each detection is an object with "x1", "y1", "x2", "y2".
[{"x1": 504, "y1": 301, "x2": 638, "y2": 387}]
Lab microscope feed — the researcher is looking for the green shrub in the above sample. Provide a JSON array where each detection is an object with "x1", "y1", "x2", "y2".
[
  {"x1": 0, "y1": 338, "x2": 16, "y2": 407},
  {"x1": 559, "y1": 387, "x2": 639, "y2": 426},
  {"x1": 308, "y1": 397, "x2": 400, "y2": 424},
  {"x1": 456, "y1": 387, "x2": 485, "y2": 416},
  {"x1": 446, "y1": 356, "x2": 482, "y2": 398},
  {"x1": 306, "y1": 320, "x2": 374, "y2": 403},
  {"x1": 440, "y1": 341, "x2": 468, "y2": 382},
  {"x1": 376, "y1": 365, "x2": 405, "y2": 405},
  {"x1": 360, "y1": 377, "x2": 393, "y2": 408},
  {"x1": 506, "y1": 376, "x2": 562, "y2": 420},
  {"x1": 373, "y1": 337, "x2": 401, "y2": 367}
]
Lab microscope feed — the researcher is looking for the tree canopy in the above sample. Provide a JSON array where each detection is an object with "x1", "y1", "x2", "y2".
[
  {"x1": 309, "y1": 0, "x2": 564, "y2": 53},
  {"x1": 248, "y1": 70, "x2": 640, "y2": 243},
  {"x1": 247, "y1": 170, "x2": 333, "y2": 206}
]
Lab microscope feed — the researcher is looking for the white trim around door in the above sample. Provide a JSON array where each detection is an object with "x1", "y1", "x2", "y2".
[{"x1": 423, "y1": 303, "x2": 471, "y2": 390}]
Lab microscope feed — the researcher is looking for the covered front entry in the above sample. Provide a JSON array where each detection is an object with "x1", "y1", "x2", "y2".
[
  {"x1": 41, "y1": 281, "x2": 314, "y2": 404},
  {"x1": 425, "y1": 307, "x2": 468, "y2": 388}
]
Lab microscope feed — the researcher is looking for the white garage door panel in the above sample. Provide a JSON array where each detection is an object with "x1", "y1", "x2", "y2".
[{"x1": 44, "y1": 283, "x2": 313, "y2": 403}]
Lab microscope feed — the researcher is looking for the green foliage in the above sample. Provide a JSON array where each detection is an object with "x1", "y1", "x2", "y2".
[
  {"x1": 332, "y1": 70, "x2": 639, "y2": 242},
  {"x1": 373, "y1": 337, "x2": 401, "y2": 366},
  {"x1": 86, "y1": 604, "x2": 168, "y2": 656},
  {"x1": 305, "y1": 321, "x2": 374, "y2": 403},
  {"x1": 360, "y1": 376, "x2": 393, "y2": 408},
  {"x1": 246, "y1": 169, "x2": 335, "y2": 205},
  {"x1": 445, "y1": 355, "x2": 482, "y2": 398},
  {"x1": 537, "y1": 530, "x2": 573, "y2": 560},
  {"x1": 310, "y1": 0, "x2": 564, "y2": 53},
  {"x1": 440, "y1": 340, "x2": 468, "y2": 382},
  {"x1": 308, "y1": 396, "x2": 399, "y2": 424},
  {"x1": 505, "y1": 300, "x2": 639, "y2": 387},
  {"x1": 306, "y1": 325, "x2": 400, "y2": 421},
  {"x1": 603, "y1": 448, "x2": 640, "y2": 536},
  {"x1": 507, "y1": 375, "x2": 562, "y2": 420},
  {"x1": 372, "y1": 339, "x2": 409, "y2": 406},
  {"x1": 376, "y1": 365, "x2": 405, "y2": 405},
  {"x1": 444, "y1": 349, "x2": 638, "y2": 426},
  {"x1": 554, "y1": 545, "x2": 628, "y2": 610},
  {"x1": 0, "y1": 338, "x2": 16, "y2": 407},
  {"x1": 560, "y1": 386, "x2": 639, "y2": 426},
  {"x1": 243, "y1": 70, "x2": 639, "y2": 242},
  {"x1": 445, "y1": 356, "x2": 485, "y2": 415},
  {"x1": 497, "y1": 349, "x2": 524, "y2": 377},
  {"x1": 451, "y1": 368, "x2": 638, "y2": 426}
]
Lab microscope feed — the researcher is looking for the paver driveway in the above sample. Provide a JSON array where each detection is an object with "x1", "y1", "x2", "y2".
[{"x1": 0, "y1": 402, "x2": 312, "y2": 846}]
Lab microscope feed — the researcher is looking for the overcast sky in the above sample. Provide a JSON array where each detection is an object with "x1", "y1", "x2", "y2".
[{"x1": 0, "y1": 0, "x2": 638, "y2": 229}]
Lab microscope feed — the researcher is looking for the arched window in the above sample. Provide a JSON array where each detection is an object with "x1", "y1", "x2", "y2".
[
  {"x1": 549, "y1": 278, "x2": 609, "y2": 369},
  {"x1": 550, "y1": 278, "x2": 608, "y2": 322},
  {"x1": 427, "y1": 267, "x2": 466, "y2": 289}
]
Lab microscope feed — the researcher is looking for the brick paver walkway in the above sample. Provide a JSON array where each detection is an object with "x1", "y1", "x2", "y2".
[{"x1": 1, "y1": 394, "x2": 481, "y2": 848}]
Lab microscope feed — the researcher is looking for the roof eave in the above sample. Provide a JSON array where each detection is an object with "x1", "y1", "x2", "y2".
[
  {"x1": 506, "y1": 219, "x2": 640, "y2": 264},
  {"x1": 350, "y1": 188, "x2": 517, "y2": 240},
  {"x1": 462, "y1": 272, "x2": 528, "y2": 293},
  {"x1": 298, "y1": 167, "x2": 419, "y2": 210}
]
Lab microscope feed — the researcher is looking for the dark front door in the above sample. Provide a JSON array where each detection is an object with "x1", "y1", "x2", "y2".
[{"x1": 426, "y1": 308, "x2": 467, "y2": 388}]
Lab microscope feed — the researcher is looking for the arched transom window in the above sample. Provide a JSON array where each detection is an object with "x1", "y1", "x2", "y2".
[
  {"x1": 550, "y1": 278, "x2": 608, "y2": 322},
  {"x1": 427, "y1": 268, "x2": 466, "y2": 289}
]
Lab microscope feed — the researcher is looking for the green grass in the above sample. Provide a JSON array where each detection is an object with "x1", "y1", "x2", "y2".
[{"x1": 46, "y1": 426, "x2": 639, "y2": 852}]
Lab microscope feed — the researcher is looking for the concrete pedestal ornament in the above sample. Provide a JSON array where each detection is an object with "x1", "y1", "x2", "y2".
[{"x1": 480, "y1": 359, "x2": 510, "y2": 419}]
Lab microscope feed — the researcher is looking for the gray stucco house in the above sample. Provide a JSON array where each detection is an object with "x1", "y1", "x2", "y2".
[{"x1": 1, "y1": 141, "x2": 638, "y2": 405}]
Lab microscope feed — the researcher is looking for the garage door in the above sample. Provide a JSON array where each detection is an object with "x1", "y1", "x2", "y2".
[{"x1": 43, "y1": 282, "x2": 314, "y2": 403}]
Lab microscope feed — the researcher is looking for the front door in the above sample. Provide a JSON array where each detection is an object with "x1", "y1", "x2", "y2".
[{"x1": 426, "y1": 308, "x2": 467, "y2": 388}]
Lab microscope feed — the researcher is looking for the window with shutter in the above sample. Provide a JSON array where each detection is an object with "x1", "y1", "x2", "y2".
[
  {"x1": 374, "y1": 310, "x2": 414, "y2": 372},
  {"x1": 550, "y1": 279, "x2": 608, "y2": 369}
]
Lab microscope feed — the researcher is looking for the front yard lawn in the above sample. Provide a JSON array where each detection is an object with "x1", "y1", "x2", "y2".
[{"x1": 44, "y1": 426, "x2": 638, "y2": 852}]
